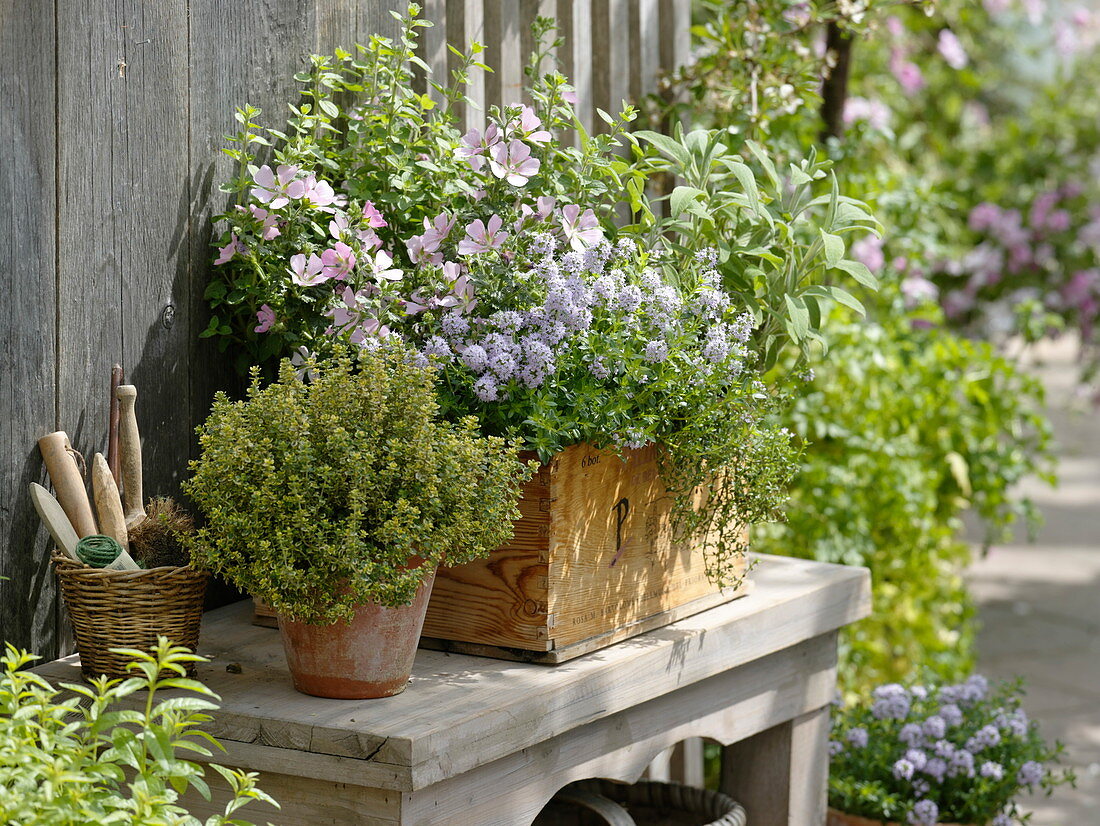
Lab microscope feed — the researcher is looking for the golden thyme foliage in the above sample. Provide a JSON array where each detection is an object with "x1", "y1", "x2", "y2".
[{"x1": 183, "y1": 345, "x2": 532, "y2": 623}]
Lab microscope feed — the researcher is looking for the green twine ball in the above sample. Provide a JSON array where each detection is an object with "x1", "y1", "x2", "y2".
[{"x1": 75, "y1": 535, "x2": 124, "y2": 568}]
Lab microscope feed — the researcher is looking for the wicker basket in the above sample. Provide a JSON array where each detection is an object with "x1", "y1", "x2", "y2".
[
  {"x1": 535, "y1": 780, "x2": 748, "y2": 826},
  {"x1": 53, "y1": 552, "x2": 207, "y2": 679}
]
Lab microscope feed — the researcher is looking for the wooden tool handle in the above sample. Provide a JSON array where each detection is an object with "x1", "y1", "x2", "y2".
[
  {"x1": 92, "y1": 453, "x2": 129, "y2": 551},
  {"x1": 116, "y1": 385, "x2": 145, "y2": 527},
  {"x1": 37, "y1": 431, "x2": 97, "y2": 537},
  {"x1": 108, "y1": 364, "x2": 123, "y2": 487}
]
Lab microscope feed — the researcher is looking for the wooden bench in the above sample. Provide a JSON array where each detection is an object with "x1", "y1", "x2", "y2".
[{"x1": 36, "y1": 554, "x2": 870, "y2": 825}]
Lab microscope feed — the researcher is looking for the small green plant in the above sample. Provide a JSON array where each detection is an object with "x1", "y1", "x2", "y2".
[
  {"x1": 830, "y1": 676, "x2": 1074, "y2": 825},
  {"x1": 183, "y1": 344, "x2": 532, "y2": 624},
  {"x1": 0, "y1": 637, "x2": 275, "y2": 825}
]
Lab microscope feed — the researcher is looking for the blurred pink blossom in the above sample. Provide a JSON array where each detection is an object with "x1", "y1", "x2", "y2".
[
  {"x1": 851, "y1": 235, "x2": 885, "y2": 273},
  {"x1": 937, "y1": 30, "x2": 968, "y2": 70}
]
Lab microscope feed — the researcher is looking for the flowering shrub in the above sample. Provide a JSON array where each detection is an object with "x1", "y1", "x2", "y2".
[
  {"x1": 830, "y1": 676, "x2": 1073, "y2": 825},
  {"x1": 183, "y1": 345, "x2": 531, "y2": 622},
  {"x1": 0, "y1": 638, "x2": 275, "y2": 825},
  {"x1": 206, "y1": 8, "x2": 632, "y2": 370}
]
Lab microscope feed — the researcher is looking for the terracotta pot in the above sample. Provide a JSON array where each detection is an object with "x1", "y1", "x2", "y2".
[
  {"x1": 827, "y1": 807, "x2": 969, "y2": 826},
  {"x1": 277, "y1": 569, "x2": 436, "y2": 699}
]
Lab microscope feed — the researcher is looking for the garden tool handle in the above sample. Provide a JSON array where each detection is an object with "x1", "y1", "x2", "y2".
[
  {"x1": 115, "y1": 385, "x2": 146, "y2": 527},
  {"x1": 37, "y1": 431, "x2": 97, "y2": 538}
]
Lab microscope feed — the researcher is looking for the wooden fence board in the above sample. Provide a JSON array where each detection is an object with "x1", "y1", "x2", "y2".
[{"x1": 0, "y1": 0, "x2": 59, "y2": 658}]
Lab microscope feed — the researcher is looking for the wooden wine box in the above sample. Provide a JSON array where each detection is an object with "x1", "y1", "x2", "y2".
[{"x1": 419, "y1": 442, "x2": 749, "y2": 663}]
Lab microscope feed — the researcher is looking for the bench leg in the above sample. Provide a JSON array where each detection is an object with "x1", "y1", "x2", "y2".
[{"x1": 719, "y1": 705, "x2": 830, "y2": 826}]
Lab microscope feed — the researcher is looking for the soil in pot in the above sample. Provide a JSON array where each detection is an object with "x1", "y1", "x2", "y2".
[{"x1": 277, "y1": 569, "x2": 436, "y2": 699}]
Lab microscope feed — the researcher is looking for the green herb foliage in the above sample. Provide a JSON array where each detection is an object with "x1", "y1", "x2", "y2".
[
  {"x1": 183, "y1": 344, "x2": 532, "y2": 623},
  {"x1": 757, "y1": 304, "x2": 1053, "y2": 692},
  {"x1": 0, "y1": 638, "x2": 275, "y2": 825}
]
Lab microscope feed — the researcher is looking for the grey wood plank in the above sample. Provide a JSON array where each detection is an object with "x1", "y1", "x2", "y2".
[
  {"x1": 0, "y1": 0, "x2": 59, "y2": 657},
  {"x1": 447, "y1": 0, "x2": 486, "y2": 132},
  {"x1": 187, "y1": 0, "x2": 320, "y2": 607},
  {"x1": 590, "y1": 0, "x2": 630, "y2": 130}
]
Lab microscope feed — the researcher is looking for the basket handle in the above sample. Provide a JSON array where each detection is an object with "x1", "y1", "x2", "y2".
[{"x1": 551, "y1": 789, "x2": 636, "y2": 826}]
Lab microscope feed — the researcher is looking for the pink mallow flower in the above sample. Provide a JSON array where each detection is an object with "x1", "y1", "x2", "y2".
[
  {"x1": 508, "y1": 105, "x2": 552, "y2": 144},
  {"x1": 302, "y1": 174, "x2": 337, "y2": 209},
  {"x1": 362, "y1": 200, "x2": 387, "y2": 228},
  {"x1": 559, "y1": 205, "x2": 603, "y2": 251},
  {"x1": 242, "y1": 205, "x2": 280, "y2": 240},
  {"x1": 456, "y1": 124, "x2": 502, "y2": 172},
  {"x1": 321, "y1": 242, "x2": 357, "y2": 280},
  {"x1": 214, "y1": 234, "x2": 246, "y2": 265},
  {"x1": 251, "y1": 164, "x2": 303, "y2": 209},
  {"x1": 489, "y1": 140, "x2": 541, "y2": 187},
  {"x1": 515, "y1": 196, "x2": 557, "y2": 231},
  {"x1": 254, "y1": 304, "x2": 275, "y2": 333},
  {"x1": 458, "y1": 215, "x2": 509, "y2": 255},
  {"x1": 289, "y1": 252, "x2": 326, "y2": 286},
  {"x1": 366, "y1": 250, "x2": 403, "y2": 282},
  {"x1": 937, "y1": 30, "x2": 968, "y2": 70}
]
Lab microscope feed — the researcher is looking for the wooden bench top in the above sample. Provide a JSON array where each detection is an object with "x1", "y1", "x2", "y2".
[{"x1": 35, "y1": 554, "x2": 870, "y2": 792}]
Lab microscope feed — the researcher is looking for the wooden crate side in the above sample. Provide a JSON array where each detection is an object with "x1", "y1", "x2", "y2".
[
  {"x1": 547, "y1": 444, "x2": 745, "y2": 648},
  {"x1": 421, "y1": 458, "x2": 551, "y2": 649}
]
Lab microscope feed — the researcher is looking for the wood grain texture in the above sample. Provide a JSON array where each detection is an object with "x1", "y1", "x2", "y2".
[
  {"x1": 34, "y1": 554, "x2": 869, "y2": 795},
  {"x1": 423, "y1": 453, "x2": 551, "y2": 649},
  {"x1": 91, "y1": 452, "x2": 129, "y2": 551},
  {"x1": 37, "y1": 432, "x2": 97, "y2": 538},
  {"x1": 425, "y1": 443, "x2": 746, "y2": 655},
  {"x1": 0, "y1": 0, "x2": 59, "y2": 656},
  {"x1": 720, "y1": 705, "x2": 832, "y2": 826},
  {"x1": 179, "y1": 767, "x2": 401, "y2": 826}
]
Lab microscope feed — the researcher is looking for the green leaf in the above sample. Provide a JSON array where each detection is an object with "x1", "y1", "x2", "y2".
[
  {"x1": 745, "y1": 141, "x2": 781, "y2": 189},
  {"x1": 635, "y1": 130, "x2": 691, "y2": 168},
  {"x1": 802, "y1": 285, "x2": 867, "y2": 316},
  {"x1": 833, "y1": 259, "x2": 879, "y2": 290},
  {"x1": 724, "y1": 159, "x2": 761, "y2": 213},
  {"x1": 784, "y1": 294, "x2": 810, "y2": 341},
  {"x1": 820, "y1": 230, "x2": 844, "y2": 267},
  {"x1": 670, "y1": 185, "x2": 705, "y2": 217}
]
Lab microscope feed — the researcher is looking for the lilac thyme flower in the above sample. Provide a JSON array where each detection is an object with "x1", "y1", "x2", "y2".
[
  {"x1": 423, "y1": 336, "x2": 453, "y2": 362},
  {"x1": 922, "y1": 716, "x2": 947, "y2": 740},
  {"x1": 460, "y1": 343, "x2": 489, "y2": 373},
  {"x1": 948, "y1": 748, "x2": 975, "y2": 778},
  {"x1": 644, "y1": 340, "x2": 669, "y2": 364},
  {"x1": 980, "y1": 761, "x2": 1005, "y2": 780},
  {"x1": 906, "y1": 749, "x2": 928, "y2": 770},
  {"x1": 828, "y1": 740, "x2": 844, "y2": 757},
  {"x1": 1018, "y1": 760, "x2": 1044, "y2": 787},
  {"x1": 922, "y1": 757, "x2": 947, "y2": 782},
  {"x1": 908, "y1": 799, "x2": 939, "y2": 826},
  {"x1": 893, "y1": 758, "x2": 915, "y2": 781},
  {"x1": 939, "y1": 703, "x2": 963, "y2": 727},
  {"x1": 991, "y1": 814, "x2": 1012, "y2": 826},
  {"x1": 899, "y1": 723, "x2": 925, "y2": 747},
  {"x1": 473, "y1": 374, "x2": 500, "y2": 402},
  {"x1": 843, "y1": 727, "x2": 867, "y2": 748}
]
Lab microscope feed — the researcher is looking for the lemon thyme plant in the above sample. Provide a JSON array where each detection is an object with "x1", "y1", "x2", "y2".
[
  {"x1": 182, "y1": 345, "x2": 531, "y2": 624},
  {"x1": 829, "y1": 676, "x2": 1073, "y2": 826},
  {"x1": 0, "y1": 638, "x2": 276, "y2": 825}
]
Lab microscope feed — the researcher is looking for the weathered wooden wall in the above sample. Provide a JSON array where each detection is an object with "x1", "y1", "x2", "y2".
[{"x1": 0, "y1": 0, "x2": 689, "y2": 657}]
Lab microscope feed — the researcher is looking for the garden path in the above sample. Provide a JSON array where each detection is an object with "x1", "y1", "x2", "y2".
[{"x1": 967, "y1": 336, "x2": 1100, "y2": 825}]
